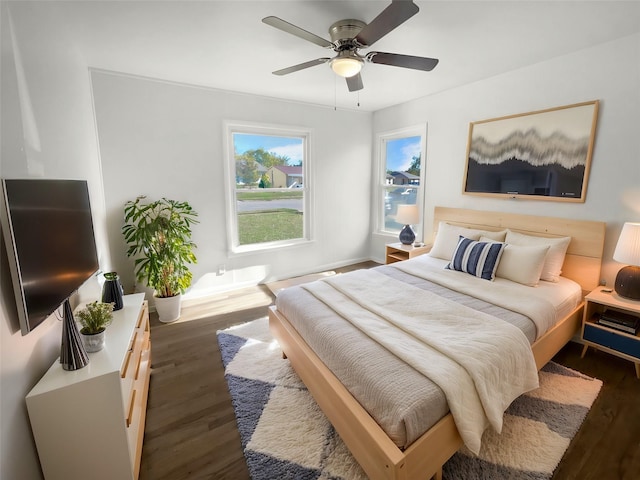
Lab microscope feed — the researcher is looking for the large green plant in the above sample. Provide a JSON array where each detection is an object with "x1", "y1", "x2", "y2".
[{"x1": 122, "y1": 196, "x2": 199, "y2": 298}]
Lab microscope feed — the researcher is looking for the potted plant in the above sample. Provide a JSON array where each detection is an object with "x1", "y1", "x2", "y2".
[
  {"x1": 122, "y1": 196, "x2": 199, "y2": 322},
  {"x1": 76, "y1": 301, "x2": 114, "y2": 352}
]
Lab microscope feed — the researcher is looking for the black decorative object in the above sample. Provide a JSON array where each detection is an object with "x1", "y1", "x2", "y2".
[
  {"x1": 399, "y1": 225, "x2": 416, "y2": 245},
  {"x1": 102, "y1": 272, "x2": 124, "y2": 310},
  {"x1": 615, "y1": 265, "x2": 640, "y2": 301},
  {"x1": 60, "y1": 299, "x2": 89, "y2": 371}
]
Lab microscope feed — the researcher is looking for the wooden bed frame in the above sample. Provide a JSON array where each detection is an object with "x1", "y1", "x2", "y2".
[{"x1": 268, "y1": 207, "x2": 606, "y2": 480}]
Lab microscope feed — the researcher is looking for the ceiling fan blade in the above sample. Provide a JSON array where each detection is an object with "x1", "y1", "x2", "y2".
[
  {"x1": 354, "y1": 1, "x2": 419, "y2": 47},
  {"x1": 346, "y1": 73, "x2": 364, "y2": 92},
  {"x1": 367, "y1": 52, "x2": 439, "y2": 71},
  {"x1": 262, "y1": 16, "x2": 334, "y2": 49},
  {"x1": 273, "y1": 58, "x2": 331, "y2": 76}
]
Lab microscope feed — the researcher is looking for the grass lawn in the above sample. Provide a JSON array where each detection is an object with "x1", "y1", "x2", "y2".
[
  {"x1": 236, "y1": 190, "x2": 302, "y2": 201},
  {"x1": 238, "y1": 209, "x2": 303, "y2": 245}
]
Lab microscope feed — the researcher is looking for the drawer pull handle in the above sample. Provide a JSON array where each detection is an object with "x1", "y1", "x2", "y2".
[
  {"x1": 134, "y1": 349, "x2": 143, "y2": 381},
  {"x1": 129, "y1": 331, "x2": 138, "y2": 350},
  {"x1": 126, "y1": 389, "x2": 136, "y2": 428},
  {"x1": 121, "y1": 350, "x2": 133, "y2": 378},
  {"x1": 136, "y1": 301, "x2": 149, "y2": 329}
]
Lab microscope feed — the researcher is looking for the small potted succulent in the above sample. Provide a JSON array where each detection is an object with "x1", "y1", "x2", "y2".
[{"x1": 76, "y1": 301, "x2": 114, "y2": 352}]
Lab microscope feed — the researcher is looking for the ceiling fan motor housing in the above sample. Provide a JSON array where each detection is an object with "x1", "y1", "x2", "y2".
[
  {"x1": 329, "y1": 19, "x2": 366, "y2": 48},
  {"x1": 328, "y1": 19, "x2": 366, "y2": 78}
]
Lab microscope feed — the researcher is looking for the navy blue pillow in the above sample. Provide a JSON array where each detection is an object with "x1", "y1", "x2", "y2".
[{"x1": 446, "y1": 236, "x2": 505, "y2": 281}]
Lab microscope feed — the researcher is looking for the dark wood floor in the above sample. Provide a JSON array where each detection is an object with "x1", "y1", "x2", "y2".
[
  {"x1": 139, "y1": 262, "x2": 640, "y2": 480},
  {"x1": 552, "y1": 344, "x2": 640, "y2": 480}
]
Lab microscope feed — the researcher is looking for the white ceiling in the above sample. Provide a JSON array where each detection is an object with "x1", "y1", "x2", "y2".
[{"x1": 47, "y1": 1, "x2": 640, "y2": 111}]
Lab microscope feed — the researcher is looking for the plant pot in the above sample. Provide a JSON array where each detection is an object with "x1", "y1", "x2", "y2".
[
  {"x1": 155, "y1": 294, "x2": 182, "y2": 323},
  {"x1": 80, "y1": 328, "x2": 106, "y2": 353}
]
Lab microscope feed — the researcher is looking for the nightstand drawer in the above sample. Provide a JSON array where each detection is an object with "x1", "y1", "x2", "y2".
[{"x1": 583, "y1": 323, "x2": 640, "y2": 360}]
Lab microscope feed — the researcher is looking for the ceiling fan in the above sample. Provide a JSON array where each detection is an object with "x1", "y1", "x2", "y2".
[{"x1": 262, "y1": 0, "x2": 438, "y2": 92}]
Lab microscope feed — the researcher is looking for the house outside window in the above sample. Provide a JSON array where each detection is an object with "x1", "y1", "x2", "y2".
[
  {"x1": 266, "y1": 165, "x2": 303, "y2": 188},
  {"x1": 375, "y1": 125, "x2": 427, "y2": 235},
  {"x1": 224, "y1": 122, "x2": 311, "y2": 253}
]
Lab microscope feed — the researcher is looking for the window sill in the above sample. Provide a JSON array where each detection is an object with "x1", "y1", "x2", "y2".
[{"x1": 230, "y1": 238, "x2": 314, "y2": 256}]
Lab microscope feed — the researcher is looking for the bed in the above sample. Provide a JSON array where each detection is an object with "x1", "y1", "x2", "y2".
[{"x1": 268, "y1": 207, "x2": 605, "y2": 480}]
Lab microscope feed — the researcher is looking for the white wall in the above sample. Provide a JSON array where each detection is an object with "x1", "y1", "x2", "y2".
[
  {"x1": 0, "y1": 3, "x2": 105, "y2": 479},
  {"x1": 371, "y1": 33, "x2": 640, "y2": 286},
  {"x1": 90, "y1": 70, "x2": 373, "y2": 299}
]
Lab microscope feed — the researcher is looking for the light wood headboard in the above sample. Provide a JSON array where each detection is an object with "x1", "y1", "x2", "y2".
[{"x1": 431, "y1": 206, "x2": 606, "y2": 293}]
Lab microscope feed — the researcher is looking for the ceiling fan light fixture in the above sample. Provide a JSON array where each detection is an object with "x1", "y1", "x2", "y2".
[{"x1": 330, "y1": 55, "x2": 363, "y2": 78}]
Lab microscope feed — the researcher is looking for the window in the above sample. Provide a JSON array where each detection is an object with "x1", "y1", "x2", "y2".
[
  {"x1": 375, "y1": 126, "x2": 426, "y2": 235},
  {"x1": 224, "y1": 122, "x2": 311, "y2": 253}
]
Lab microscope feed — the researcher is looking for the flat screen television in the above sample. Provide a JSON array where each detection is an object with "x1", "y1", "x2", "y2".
[{"x1": 0, "y1": 179, "x2": 100, "y2": 335}]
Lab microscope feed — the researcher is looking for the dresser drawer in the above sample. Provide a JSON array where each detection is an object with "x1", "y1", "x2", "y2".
[
  {"x1": 121, "y1": 302, "x2": 149, "y2": 379},
  {"x1": 583, "y1": 323, "x2": 640, "y2": 360}
]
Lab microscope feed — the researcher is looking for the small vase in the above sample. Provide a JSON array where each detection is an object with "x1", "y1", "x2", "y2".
[
  {"x1": 80, "y1": 329, "x2": 106, "y2": 353},
  {"x1": 102, "y1": 272, "x2": 124, "y2": 311}
]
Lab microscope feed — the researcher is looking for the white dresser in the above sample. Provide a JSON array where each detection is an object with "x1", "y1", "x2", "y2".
[{"x1": 26, "y1": 293, "x2": 151, "y2": 480}]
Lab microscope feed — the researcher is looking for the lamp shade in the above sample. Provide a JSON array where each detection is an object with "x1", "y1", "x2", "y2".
[
  {"x1": 396, "y1": 204, "x2": 420, "y2": 225},
  {"x1": 613, "y1": 222, "x2": 640, "y2": 266}
]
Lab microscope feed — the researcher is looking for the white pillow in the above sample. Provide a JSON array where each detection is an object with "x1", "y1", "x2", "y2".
[
  {"x1": 481, "y1": 237, "x2": 550, "y2": 286},
  {"x1": 429, "y1": 222, "x2": 507, "y2": 260},
  {"x1": 504, "y1": 229, "x2": 571, "y2": 282}
]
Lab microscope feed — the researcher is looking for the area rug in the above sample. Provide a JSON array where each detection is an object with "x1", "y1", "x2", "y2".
[{"x1": 217, "y1": 318, "x2": 602, "y2": 480}]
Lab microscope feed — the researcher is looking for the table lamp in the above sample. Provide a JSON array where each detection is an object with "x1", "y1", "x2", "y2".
[
  {"x1": 613, "y1": 222, "x2": 640, "y2": 300},
  {"x1": 396, "y1": 204, "x2": 420, "y2": 245}
]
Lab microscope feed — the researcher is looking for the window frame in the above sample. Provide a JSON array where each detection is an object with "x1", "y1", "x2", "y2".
[
  {"x1": 373, "y1": 124, "x2": 427, "y2": 236},
  {"x1": 223, "y1": 120, "x2": 313, "y2": 254}
]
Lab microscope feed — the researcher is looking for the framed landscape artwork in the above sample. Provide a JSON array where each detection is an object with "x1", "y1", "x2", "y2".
[{"x1": 463, "y1": 100, "x2": 599, "y2": 202}]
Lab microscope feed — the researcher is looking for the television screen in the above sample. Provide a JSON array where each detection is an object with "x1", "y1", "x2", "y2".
[{"x1": 1, "y1": 179, "x2": 99, "y2": 335}]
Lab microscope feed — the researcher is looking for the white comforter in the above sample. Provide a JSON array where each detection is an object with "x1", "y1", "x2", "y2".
[
  {"x1": 302, "y1": 269, "x2": 540, "y2": 455},
  {"x1": 393, "y1": 256, "x2": 559, "y2": 340}
]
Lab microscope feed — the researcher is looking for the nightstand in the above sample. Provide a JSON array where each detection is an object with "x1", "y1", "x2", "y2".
[
  {"x1": 581, "y1": 286, "x2": 640, "y2": 378},
  {"x1": 385, "y1": 242, "x2": 431, "y2": 264}
]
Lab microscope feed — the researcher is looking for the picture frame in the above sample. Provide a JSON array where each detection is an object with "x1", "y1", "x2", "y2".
[{"x1": 463, "y1": 100, "x2": 599, "y2": 202}]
